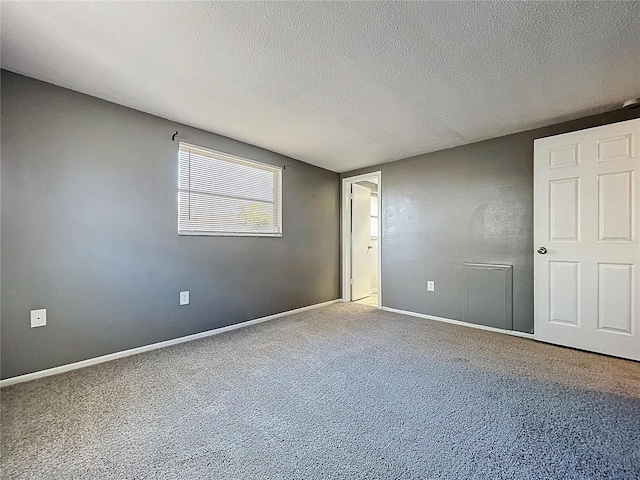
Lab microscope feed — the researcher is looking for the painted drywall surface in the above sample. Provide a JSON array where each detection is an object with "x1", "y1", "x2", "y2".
[
  {"x1": 0, "y1": 71, "x2": 340, "y2": 379},
  {"x1": 343, "y1": 109, "x2": 640, "y2": 333}
]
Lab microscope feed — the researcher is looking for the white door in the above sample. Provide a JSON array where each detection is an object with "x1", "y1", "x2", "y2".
[
  {"x1": 352, "y1": 184, "x2": 371, "y2": 300},
  {"x1": 534, "y1": 118, "x2": 640, "y2": 361},
  {"x1": 370, "y1": 194, "x2": 379, "y2": 293},
  {"x1": 370, "y1": 239, "x2": 379, "y2": 293}
]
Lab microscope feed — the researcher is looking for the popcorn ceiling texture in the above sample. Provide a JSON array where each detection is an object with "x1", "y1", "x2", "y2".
[
  {"x1": 1, "y1": 1, "x2": 639, "y2": 172},
  {"x1": 2, "y1": 303, "x2": 640, "y2": 479}
]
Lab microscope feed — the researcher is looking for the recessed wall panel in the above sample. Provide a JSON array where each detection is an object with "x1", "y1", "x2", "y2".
[
  {"x1": 464, "y1": 263, "x2": 513, "y2": 330},
  {"x1": 549, "y1": 178, "x2": 579, "y2": 242},
  {"x1": 598, "y1": 171, "x2": 634, "y2": 242},
  {"x1": 598, "y1": 263, "x2": 634, "y2": 334},
  {"x1": 549, "y1": 261, "x2": 580, "y2": 326},
  {"x1": 597, "y1": 134, "x2": 634, "y2": 162}
]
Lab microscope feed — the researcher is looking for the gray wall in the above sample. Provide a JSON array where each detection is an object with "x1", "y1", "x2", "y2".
[
  {"x1": 1, "y1": 71, "x2": 340, "y2": 379},
  {"x1": 343, "y1": 108, "x2": 640, "y2": 333}
]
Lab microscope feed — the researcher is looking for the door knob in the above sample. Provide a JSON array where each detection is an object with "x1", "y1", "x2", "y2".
[{"x1": 537, "y1": 247, "x2": 547, "y2": 254}]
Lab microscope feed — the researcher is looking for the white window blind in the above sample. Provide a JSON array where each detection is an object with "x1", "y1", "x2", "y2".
[{"x1": 178, "y1": 143, "x2": 282, "y2": 236}]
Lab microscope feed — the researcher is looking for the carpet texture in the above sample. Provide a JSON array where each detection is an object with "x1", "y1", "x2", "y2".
[{"x1": 2, "y1": 303, "x2": 640, "y2": 479}]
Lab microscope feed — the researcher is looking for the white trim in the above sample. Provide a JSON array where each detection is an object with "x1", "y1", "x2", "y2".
[
  {"x1": 0, "y1": 299, "x2": 342, "y2": 388},
  {"x1": 381, "y1": 306, "x2": 535, "y2": 339},
  {"x1": 342, "y1": 172, "x2": 382, "y2": 309}
]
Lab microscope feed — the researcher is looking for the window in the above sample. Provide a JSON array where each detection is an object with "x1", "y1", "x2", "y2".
[
  {"x1": 370, "y1": 193, "x2": 378, "y2": 238},
  {"x1": 178, "y1": 143, "x2": 282, "y2": 236}
]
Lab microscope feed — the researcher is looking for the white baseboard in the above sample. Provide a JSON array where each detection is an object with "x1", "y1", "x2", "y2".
[
  {"x1": 381, "y1": 306, "x2": 535, "y2": 339},
  {"x1": 0, "y1": 299, "x2": 342, "y2": 388}
]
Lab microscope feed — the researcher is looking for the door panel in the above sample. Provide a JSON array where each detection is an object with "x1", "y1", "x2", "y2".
[
  {"x1": 351, "y1": 184, "x2": 371, "y2": 301},
  {"x1": 549, "y1": 177, "x2": 580, "y2": 241},
  {"x1": 534, "y1": 118, "x2": 640, "y2": 361},
  {"x1": 598, "y1": 171, "x2": 634, "y2": 241},
  {"x1": 597, "y1": 263, "x2": 634, "y2": 334},
  {"x1": 598, "y1": 134, "x2": 634, "y2": 162},
  {"x1": 549, "y1": 261, "x2": 580, "y2": 326},
  {"x1": 370, "y1": 239, "x2": 378, "y2": 293},
  {"x1": 549, "y1": 143, "x2": 579, "y2": 168}
]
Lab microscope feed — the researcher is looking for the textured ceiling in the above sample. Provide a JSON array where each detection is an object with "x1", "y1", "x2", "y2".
[{"x1": 2, "y1": 2, "x2": 639, "y2": 172}]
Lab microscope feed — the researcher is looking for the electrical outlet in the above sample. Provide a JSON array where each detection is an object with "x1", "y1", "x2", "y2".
[
  {"x1": 427, "y1": 281, "x2": 435, "y2": 292},
  {"x1": 180, "y1": 291, "x2": 190, "y2": 306},
  {"x1": 30, "y1": 309, "x2": 47, "y2": 328}
]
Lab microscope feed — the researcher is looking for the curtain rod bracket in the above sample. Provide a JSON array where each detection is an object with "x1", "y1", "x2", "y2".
[
  {"x1": 283, "y1": 164, "x2": 290, "y2": 170},
  {"x1": 172, "y1": 131, "x2": 179, "y2": 142}
]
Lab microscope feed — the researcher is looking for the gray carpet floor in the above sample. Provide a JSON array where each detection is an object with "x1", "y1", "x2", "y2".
[{"x1": 1, "y1": 303, "x2": 640, "y2": 479}]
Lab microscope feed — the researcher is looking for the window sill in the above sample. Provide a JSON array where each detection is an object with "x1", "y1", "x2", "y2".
[{"x1": 178, "y1": 231, "x2": 282, "y2": 237}]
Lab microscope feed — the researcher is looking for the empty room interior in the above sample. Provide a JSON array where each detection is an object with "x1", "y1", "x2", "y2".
[{"x1": 1, "y1": 2, "x2": 640, "y2": 479}]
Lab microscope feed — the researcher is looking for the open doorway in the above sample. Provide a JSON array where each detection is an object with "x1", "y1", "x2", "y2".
[{"x1": 342, "y1": 172, "x2": 382, "y2": 308}]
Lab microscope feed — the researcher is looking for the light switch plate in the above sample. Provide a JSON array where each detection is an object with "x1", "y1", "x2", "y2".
[
  {"x1": 180, "y1": 291, "x2": 189, "y2": 306},
  {"x1": 31, "y1": 309, "x2": 47, "y2": 328}
]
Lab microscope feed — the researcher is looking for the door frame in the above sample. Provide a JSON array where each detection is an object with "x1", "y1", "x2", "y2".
[{"x1": 341, "y1": 171, "x2": 382, "y2": 308}]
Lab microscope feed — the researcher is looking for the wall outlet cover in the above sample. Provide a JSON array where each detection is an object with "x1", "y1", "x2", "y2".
[
  {"x1": 30, "y1": 309, "x2": 47, "y2": 328},
  {"x1": 180, "y1": 291, "x2": 189, "y2": 306},
  {"x1": 427, "y1": 281, "x2": 435, "y2": 292}
]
